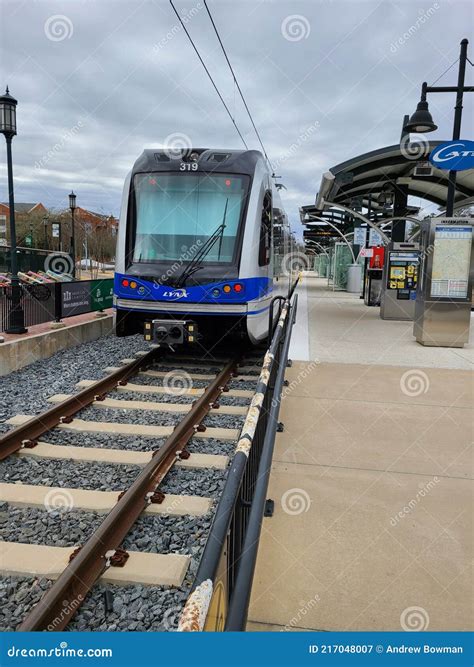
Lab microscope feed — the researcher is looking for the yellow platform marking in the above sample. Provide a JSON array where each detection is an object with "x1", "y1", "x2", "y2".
[
  {"x1": 17, "y1": 441, "x2": 228, "y2": 470},
  {"x1": 0, "y1": 542, "x2": 189, "y2": 587},
  {"x1": 0, "y1": 482, "x2": 211, "y2": 517}
]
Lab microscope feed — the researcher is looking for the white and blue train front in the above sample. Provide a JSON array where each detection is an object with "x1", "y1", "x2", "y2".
[{"x1": 114, "y1": 148, "x2": 296, "y2": 344}]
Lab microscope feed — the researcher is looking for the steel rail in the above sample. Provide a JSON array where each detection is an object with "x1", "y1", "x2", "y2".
[
  {"x1": 178, "y1": 299, "x2": 293, "y2": 631},
  {"x1": 18, "y1": 358, "x2": 237, "y2": 631},
  {"x1": 0, "y1": 347, "x2": 163, "y2": 461}
]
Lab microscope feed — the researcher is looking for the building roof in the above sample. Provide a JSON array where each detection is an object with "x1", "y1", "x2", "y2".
[
  {"x1": 314, "y1": 141, "x2": 474, "y2": 211},
  {"x1": 0, "y1": 202, "x2": 45, "y2": 214}
]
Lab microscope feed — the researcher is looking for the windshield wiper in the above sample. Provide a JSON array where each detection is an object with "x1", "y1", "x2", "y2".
[{"x1": 173, "y1": 199, "x2": 228, "y2": 287}]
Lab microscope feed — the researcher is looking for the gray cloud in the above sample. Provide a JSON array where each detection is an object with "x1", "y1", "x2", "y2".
[{"x1": 1, "y1": 0, "x2": 472, "y2": 234}]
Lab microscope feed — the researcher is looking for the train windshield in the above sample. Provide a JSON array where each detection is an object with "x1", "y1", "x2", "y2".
[{"x1": 132, "y1": 173, "x2": 248, "y2": 264}]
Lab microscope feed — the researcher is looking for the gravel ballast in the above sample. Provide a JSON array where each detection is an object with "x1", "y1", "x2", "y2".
[
  {"x1": 0, "y1": 333, "x2": 265, "y2": 631},
  {"x1": 0, "y1": 457, "x2": 226, "y2": 497}
]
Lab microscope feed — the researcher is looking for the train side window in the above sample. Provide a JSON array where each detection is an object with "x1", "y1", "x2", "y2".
[{"x1": 259, "y1": 192, "x2": 272, "y2": 266}]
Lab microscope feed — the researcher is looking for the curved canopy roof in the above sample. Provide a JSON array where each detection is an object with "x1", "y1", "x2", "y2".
[{"x1": 314, "y1": 141, "x2": 474, "y2": 211}]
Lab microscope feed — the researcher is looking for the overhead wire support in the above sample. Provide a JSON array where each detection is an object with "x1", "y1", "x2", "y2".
[
  {"x1": 169, "y1": 0, "x2": 248, "y2": 150},
  {"x1": 203, "y1": 0, "x2": 273, "y2": 170}
]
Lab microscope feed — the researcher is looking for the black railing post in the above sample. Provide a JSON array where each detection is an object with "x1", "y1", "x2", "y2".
[{"x1": 54, "y1": 282, "x2": 62, "y2": 322}]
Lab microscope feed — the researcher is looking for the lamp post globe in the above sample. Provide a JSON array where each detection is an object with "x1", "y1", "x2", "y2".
[
  {"x1": 403, "y1": 99, "x2": 438, "y2": 134},
  {"x1": 0, "y1": 86, "x2": 27, "y2": 334}
]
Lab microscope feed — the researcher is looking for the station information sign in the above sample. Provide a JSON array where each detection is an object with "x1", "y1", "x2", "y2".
[
  {"x1": 369, "y1": 228, "x2": 383, "y2": 246},
  {"x1": 431, "y1": 225, "x2": 473, "y2": 299},
  {"x1": 353, "y1": 227, "x2": 366, "y2": 246}
]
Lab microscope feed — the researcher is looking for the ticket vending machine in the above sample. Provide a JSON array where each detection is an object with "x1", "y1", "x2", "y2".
[
  {"x1": 414, "y1": 218, "x2": 473, "y2": 348},
  {"x1": 380, "y1": 242, "x2": 420, "y2": 320}
]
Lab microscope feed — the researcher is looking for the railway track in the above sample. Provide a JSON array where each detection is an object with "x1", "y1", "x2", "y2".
[{"x1": 0, "y1": 344, "x2": 265, "y2": 631}]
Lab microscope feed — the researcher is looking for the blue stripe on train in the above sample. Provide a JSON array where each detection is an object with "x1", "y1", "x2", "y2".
[
  {"x1": 114, "y1": 304, "x2": 270, "y2": 316},
  {"x1": 114, "y1": 273, "x2": 271, "y2": 304}
]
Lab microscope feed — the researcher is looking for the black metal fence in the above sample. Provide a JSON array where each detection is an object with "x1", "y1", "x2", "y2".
[
  {"x1": 178, "y1": 289, "x2": 298, "y2": 632},
  {"x1": 0, "y1": 279, "x2": 114, "y2": 333},
  {"x1": 0, "y1": 246, "x2": 65, "y2": 275}
]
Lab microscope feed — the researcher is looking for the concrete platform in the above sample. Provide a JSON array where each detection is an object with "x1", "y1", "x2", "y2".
[
  {"x1": 248, "y1": 275, "x2": 473, "y2": 632},
  {"x1": 290, "y1": 275, "x2": 474, "y2": 369},
  {"x1": 0, "y1": 309, "x2": 114, "y2": 376}
]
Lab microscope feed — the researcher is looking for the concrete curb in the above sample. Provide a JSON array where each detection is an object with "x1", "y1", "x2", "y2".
[{"x1": 0, "y1": 314, "x2": 114, "y2": 377}]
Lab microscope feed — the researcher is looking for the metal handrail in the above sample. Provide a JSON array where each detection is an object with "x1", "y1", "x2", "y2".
[{"x1": 225, "y1": 294, "x2": 297, "y2": 630}]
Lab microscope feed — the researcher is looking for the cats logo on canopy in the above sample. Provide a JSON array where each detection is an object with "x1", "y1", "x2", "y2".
[{"x1": 429, "y1": 140, "x2": 474, "y2": 171}]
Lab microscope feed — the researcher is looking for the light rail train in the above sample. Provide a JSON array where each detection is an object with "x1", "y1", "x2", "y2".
[{"x1": 114, "y1": 148, "x2": 298, "y2": 345}]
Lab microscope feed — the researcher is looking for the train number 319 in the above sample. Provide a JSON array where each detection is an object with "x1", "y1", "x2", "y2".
[{"x1": 179, "y1": 162, "x2": 198, "y2": 171}]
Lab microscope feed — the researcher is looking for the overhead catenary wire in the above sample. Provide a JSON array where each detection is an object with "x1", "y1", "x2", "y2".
[
  {"x1": 202, "y1": 0, "x2": 273, "y2": 170},
  {"x1": 169, "y1": 0, "x2": 248, "y2": 150},
  {"x1": 429, "y1": 58, "x2": 459, "y2": 87}
]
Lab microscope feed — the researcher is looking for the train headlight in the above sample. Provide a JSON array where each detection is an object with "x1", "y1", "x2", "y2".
[
  {"x1": 130, "y1": 281, "x2": 137, "y2": 289},
  {"x1": 211, "y1": 288, "x2": 220, "y2": 297},
  {"x1": 223, "y1": 285, "x2": 231, "y2": 293}
]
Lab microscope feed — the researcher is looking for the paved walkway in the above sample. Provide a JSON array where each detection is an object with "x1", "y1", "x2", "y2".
[
  {"x1": 1, "y1": 309, "x2": 113, "y2": 344},
  {"x1": 247, "y1": 274, "x2": 473, "y2": 632}
]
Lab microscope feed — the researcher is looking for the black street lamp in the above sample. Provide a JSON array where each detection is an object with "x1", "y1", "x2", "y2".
[
  {"x1": 43, "y1": 216, "x2": 49, "y2": 249},
  {"x1": 0, "y1": 86, "x2": 27, "y2": 333},
  {"x1": 69, "y1": 190, "x2": 77, "y2": 278},
  {"x1": 404, "y1": 38, "x2": 473, "y2": 216}
]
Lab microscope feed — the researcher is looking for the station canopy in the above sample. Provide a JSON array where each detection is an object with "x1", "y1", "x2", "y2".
[{"x1": 302, "y1": 141, "x2": 474, "y2": 248}]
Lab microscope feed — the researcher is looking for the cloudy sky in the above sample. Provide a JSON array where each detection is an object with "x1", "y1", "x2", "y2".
[{"x1": 0, "y1": 0, "x2": 473, "y2": 235}]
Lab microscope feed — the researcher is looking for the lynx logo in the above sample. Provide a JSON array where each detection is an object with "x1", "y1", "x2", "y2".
[
  {"x1": 163, "y1": 289, "x2": 188, "y2": 299},
  {"x1": 429, "y1": 140, "x2": 474, "y2": 171}
]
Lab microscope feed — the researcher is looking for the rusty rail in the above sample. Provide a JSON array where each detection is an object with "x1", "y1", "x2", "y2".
[
  {"x1": 0, "y1": 347, "x2": 163, "y2": 462},
  {"x1": 18, "y1": 358, "x2": 237, "y2": 631}
]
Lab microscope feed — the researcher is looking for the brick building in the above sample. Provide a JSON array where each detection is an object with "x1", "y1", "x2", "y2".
[{"x1": 0, "y1": 202, "x2": 48, "y2": 245}]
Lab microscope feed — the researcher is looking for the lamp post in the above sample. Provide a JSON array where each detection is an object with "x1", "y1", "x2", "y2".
[
  {"x1": 69, "y1": 191, "x2": 76, "y2": 278},
  {"x1": 42, "y1": 216, "x2": 49, "y2": 249},
  {"x1": 0, "y1": 86, "x2": 27, "y2": 334},
  {"x1": 404, "y1": 38, "x2": 473, "y2": 216}
]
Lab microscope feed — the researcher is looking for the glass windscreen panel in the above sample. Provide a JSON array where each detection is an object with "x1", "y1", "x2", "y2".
[{"x1": 132, "y1": 173, "x2": 248, "y2": 263}]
